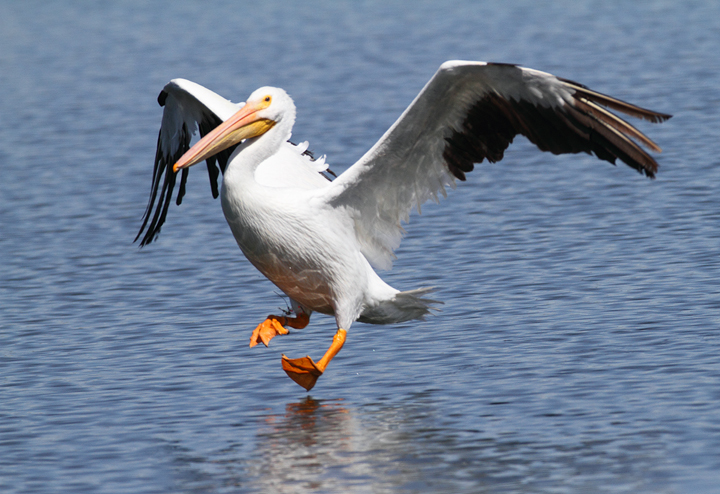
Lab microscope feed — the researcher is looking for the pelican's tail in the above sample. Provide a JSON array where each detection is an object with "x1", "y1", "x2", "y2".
[{"x1": 358, "y1": 288, "x2": 441, "y2": 325}]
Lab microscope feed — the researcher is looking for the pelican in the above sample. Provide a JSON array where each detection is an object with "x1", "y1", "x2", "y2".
[{"x1": 136, "y1": 61, "x2": 670, "y2": 391}]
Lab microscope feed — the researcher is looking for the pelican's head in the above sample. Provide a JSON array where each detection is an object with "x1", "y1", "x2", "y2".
[{"x1": 173, "y1": 86, "x2": 295, "y2": 172}]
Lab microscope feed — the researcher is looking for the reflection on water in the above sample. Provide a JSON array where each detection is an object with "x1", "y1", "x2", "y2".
[
  {"x1": 164, "y1": 394, "x2": 676, "y2": 493},
  {"x1": 250, "y1": 397, "x2": 373, "y2": 493}
]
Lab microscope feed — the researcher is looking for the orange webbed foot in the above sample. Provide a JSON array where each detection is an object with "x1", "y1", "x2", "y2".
[
  {"x1": 249, "y1": 312, "x2": 310, "y2": 348},
  {"x1": 281, "y1": 355, "x2": 323, "y2": 391},
  {"x1": 281, "y1": 328, "x2": 347, "y2": 391},
  {"x1": 249, "y1": 316, "x2": 289, "y2": 348}
]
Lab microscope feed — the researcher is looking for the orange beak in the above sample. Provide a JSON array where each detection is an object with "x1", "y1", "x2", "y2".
[{"x1": 173, "y1": 100, "x2": 275, "y2": 172}]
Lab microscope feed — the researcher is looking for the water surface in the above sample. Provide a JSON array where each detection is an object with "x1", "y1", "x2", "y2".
[{"x1": 1, "y1": 1, "x2": 719, "y2": 493}]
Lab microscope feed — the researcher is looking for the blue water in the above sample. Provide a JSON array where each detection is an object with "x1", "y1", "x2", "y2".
[{"x1": 2, "y1": 1, "x2": 719, "y2": 492}]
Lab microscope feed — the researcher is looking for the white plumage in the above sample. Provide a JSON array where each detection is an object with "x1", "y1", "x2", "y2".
[{"x1": 137, "y1": 61, "x2": 670, "y2": 390}]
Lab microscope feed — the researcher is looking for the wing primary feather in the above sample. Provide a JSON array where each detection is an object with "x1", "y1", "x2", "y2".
[
  {"x1": 144, "y1": 163, "x2": 179, "y2": 247},
  {"x1": 139, "y1": 167, "x2": 172, "y2": 246},
  {"x1": 158, "y1": 167, "x2": 178, "y2": 232},
  {"x1": 444, "y1": 83, "x2": 664, "y2": 179},
  {"x1": 135, "y1": 130, "x2": 165, "y2": 243},
  {"x1": 176, "y1": 168, "x2": 189, "y2": 205},
  {"x1": 573, "y1": 97, "x2": 663, "y2": 152},
  {"x1": 443, "y1": 93, "x2": 595, "y2": 179},
  {"x1": 136, "y1": 121, "x2": 189, "y2": 246},
  {"x1": 560, "y1": 78, "x2": 672, "y2": 123},
  {"x1": 206, "y1": 160, "x2": 220, "y2": 198},
  {"x1": 562, "y1": 102, "x2": 657, "y2": 177},
  {"x1": 133, "y1": 90, "x2": 178, "y2": 243}
]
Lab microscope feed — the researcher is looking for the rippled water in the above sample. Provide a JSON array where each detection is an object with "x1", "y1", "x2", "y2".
[{"x1": 2, "y1": 1, "x2": 719, "y2": 493}]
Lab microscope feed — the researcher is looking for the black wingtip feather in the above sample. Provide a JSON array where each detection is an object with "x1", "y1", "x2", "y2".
[
  {"x1": 135, "y1": 120, "x2": 189, "y2": 247},
  {"x1": 441, "y1": 79, "x2": 667, "y2": 182},
  {"x1": 206, "y1": 159, "x2": 220, "y2": 199},
  {"x1": 176, "y1": 168, "x2": 189, "y2": 205},
  {"x1": 559, "y1": 78, "x2": 672, "y2": 123}
]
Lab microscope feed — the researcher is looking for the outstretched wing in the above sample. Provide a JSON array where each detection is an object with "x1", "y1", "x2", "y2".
[
  {"x1": 324, "y1": 61, "x2": 671, "y2": 270},
  {"x1": 135, "y1": 79, "x2": 243, "y2": 246}
]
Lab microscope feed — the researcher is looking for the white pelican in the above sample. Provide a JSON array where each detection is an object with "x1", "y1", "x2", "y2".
[{"x1": 136, "y1": 61, "x2": 670, "y2": 391}]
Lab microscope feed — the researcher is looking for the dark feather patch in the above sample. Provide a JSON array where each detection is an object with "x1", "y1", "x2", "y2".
[
  {"x1": 135, "y1": 120, "x2": 191, "y2": 246},
  {"x1": 135, "y1": 95, "x2": 236, "y2": 246},
  {"x1": 443, "y1": 83, "x2": 669, "y2": 181}
]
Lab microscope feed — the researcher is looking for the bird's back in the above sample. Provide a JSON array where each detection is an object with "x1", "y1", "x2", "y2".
[{"x1": 253, "y1": 141, "x2": 332, "y2": 190}]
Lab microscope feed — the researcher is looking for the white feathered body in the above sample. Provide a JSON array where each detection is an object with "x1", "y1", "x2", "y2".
[{"x1": 220, "y1": 131, "x2": 432, "y2": 330}]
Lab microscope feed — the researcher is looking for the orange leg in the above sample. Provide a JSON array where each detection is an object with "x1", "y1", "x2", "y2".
[
  {"x1": 281, "y1": 328, "x2": 347, "y2": 391},
  {"x1": 249, "y1": 312, "x2": 310, "y2": 348}
]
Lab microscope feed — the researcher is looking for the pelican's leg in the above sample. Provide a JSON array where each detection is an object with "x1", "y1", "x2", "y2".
[
  {"x1": 281, "y1": 328, "x2": 347, "y2": 391},
  {"x1": 249, "y1": 312, "x2": 310, "y2": 348}
]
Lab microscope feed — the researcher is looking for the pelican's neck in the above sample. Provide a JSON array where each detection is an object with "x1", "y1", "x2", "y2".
[{"x1": 227, "y1": 115, "x2": 295, "y2": 180}]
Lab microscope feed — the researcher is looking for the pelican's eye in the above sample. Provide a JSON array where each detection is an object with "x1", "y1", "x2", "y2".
[{"x1": 262, "y1": 95, "x2": 272, "y2": 107}]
